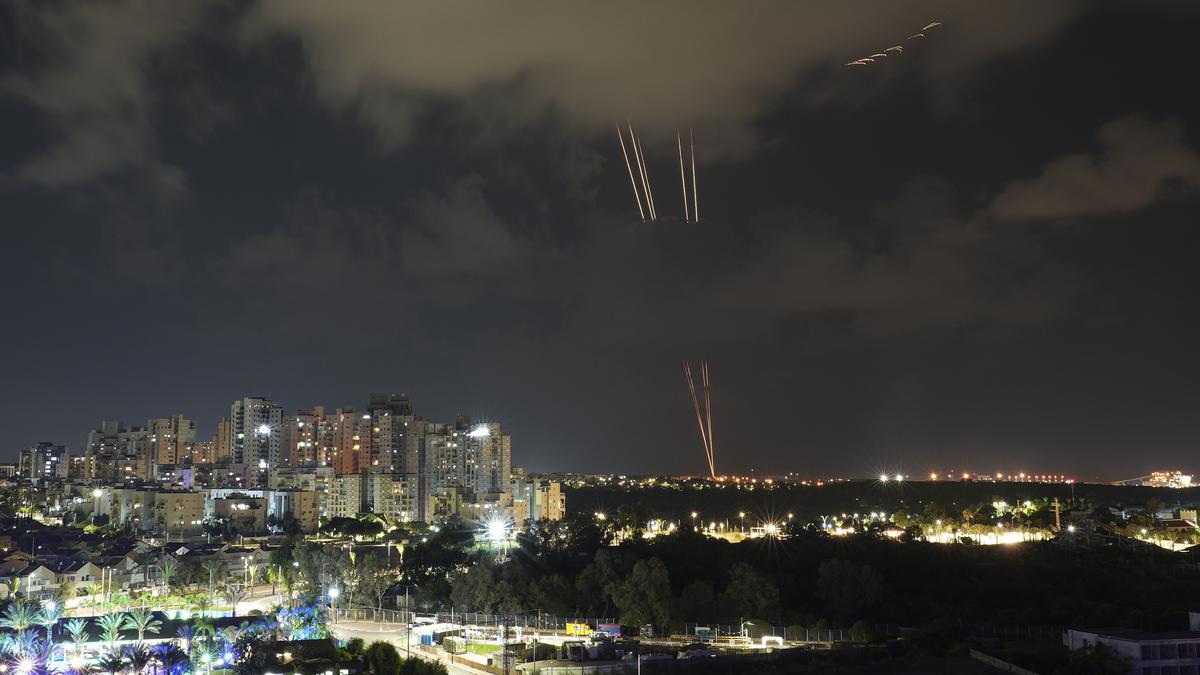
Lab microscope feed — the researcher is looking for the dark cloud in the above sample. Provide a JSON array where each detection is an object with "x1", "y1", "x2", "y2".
[
  {"x1": 1, "y1": 1, "x2": 208, "y2": 192},
  {"x1": 1, "y1": 2, "x2": 1199, "y2": 479},
  {"x1": 242, "y1": 1, "x2": 1084, "y2": 158},
  {"x1": 990, "y1": 116, "x2": 1200, "y2": 221}
]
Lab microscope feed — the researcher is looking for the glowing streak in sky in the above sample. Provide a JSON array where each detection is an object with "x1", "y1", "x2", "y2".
[
  {"x1": 690, "y1": 129, "x2": 699, "y2": 222},
  {"x1": 628, "y1": 122, "x2": 654, "y2": 221},
  {"x1": 677, "y1": 132, "x2": 689, "y2": 222},
  {"x1": 617, "y1": 124, "x2": 645, "y2": 221},
  {"x1": 635, "y1": 130, "x2": 657, "y2": 221},
  {"x1": 684, "y1": 360, "x2": 716, "y2": 477}
]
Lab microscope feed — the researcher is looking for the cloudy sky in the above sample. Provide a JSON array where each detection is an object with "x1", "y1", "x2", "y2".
[{"x1": 2, "y1": 1, "x2": 1198, "y2": 480}]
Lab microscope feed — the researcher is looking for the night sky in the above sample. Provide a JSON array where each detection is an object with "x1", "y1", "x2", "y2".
[{"x1": 2, "y1": 2, "x2": 1199, "y2": 480}]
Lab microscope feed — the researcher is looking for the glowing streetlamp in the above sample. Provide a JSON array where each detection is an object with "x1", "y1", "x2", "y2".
[{"x1": 739, "y1": 512, "x2": 745, "y2": 532}]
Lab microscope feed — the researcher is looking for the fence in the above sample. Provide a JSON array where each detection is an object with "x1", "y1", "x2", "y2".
[
  {"x1": 966, "y1": 623, "x2": 1063, "y2": 641},
  {"x1": 330, "y1": 604, "x2": 615, "y2": 632}
]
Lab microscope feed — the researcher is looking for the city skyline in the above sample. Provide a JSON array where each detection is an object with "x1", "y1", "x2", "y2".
[{"x1": 3, "y1": 2, "x2": 1200, "y2": 477}]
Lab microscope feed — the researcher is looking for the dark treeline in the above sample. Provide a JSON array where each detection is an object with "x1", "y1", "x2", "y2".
[
  {"x1": 566, "y1": 481, "x2": 1200, "y2": 524},
  {"x1": 414, "y1": 516, "x2": 1200, "y2": 636}
]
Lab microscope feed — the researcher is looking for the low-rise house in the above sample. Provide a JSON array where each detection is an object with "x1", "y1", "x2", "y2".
[{"x1": 1065, "y1": 627, "x2": 1200, "y2": 674}]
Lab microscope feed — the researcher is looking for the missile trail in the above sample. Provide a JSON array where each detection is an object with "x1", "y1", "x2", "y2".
[
  {"x1": 628, "y1": 122, "x2": 654, "y2": 221},
  {"x1": 617, "y1": 124, "x2": 645, "y2": 221},
  {"x1": 635, "y1": 130, "x2": 657, "y2": 221},
  {"x1": 690, "y1": 129, "x2": 699, "y2": 222},
  {"x1": 678, "y1": 132, "x2": 689, "y2": 222}
]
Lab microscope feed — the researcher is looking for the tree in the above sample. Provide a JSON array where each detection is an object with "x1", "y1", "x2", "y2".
[
  {"x1": 815, "y1": 559, "x2": 882, "y2": 622},
  {"x1": 39, "y1": 600, "x2": 63, "y2": 644},
  {"x1": 150, "y1": 643, "x2": 189, "y2": 675},
  {"x1": 98, "y1": 612, "x2": 127, "y2": 646},
  {"x1": 720, "y1": 563, "x2": 779, "y2": 620},
  {"x1": 676, "y1": 580, "x2": 716, "y2": 621},
  {"x1": 364, "y1": 641, "x2": 401, "y2": 675},
  {"x1": 200, "y1": 560, "x2": 223, "y2": 607},
  {"x1": 575, "y1": 548, "x2": 623, "y2": 616},
  {"x1": 222, "y1": 584, "x2": 249, "y2": 617},
  {"x1": 0, "y1": 601, "x2": 39, "y2": 633},
  {"x1": 122, "y1": 607, "x2": 162, "y2": 642},
  {"x1": 608, "y1": 557, "x2": 672, "y2": 628},
  {"x1": 175, "y1": 625, "x2": 196, "y2": 656},
  {"x1": 121, "y1": 643, "x2": 152, "y2": 674},
  {"x1": 158, "y1": 562, "x2": 178, "y2": 593},
  {"x1": 64, "y1": 618, "x2": 90, "y2": 654},
  {"x1": 94, "y1": 650, "x2": 126, "y2": 675},
  {"x1": 1066, "y1": 643, "x2": 1130, "y2": 675},
  {"x1": 356, "y1": 556, "x2": 393, "y2": 609},
  {"x1": 849, "y1": 620, "x2": 877, "y2": 643}
]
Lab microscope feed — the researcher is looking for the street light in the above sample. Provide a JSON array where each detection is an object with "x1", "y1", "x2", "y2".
[{"x1": 739, "y1": 512, "x2": 745, "y2": 533}]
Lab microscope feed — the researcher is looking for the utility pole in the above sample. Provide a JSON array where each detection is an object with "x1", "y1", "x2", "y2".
[{"x1": 1054, "y1": 498, "x2": 1061, "y2": 532}]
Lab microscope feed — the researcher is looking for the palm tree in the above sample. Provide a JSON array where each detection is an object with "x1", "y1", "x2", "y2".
[
  {"x1": 94, "y1": 649, "x2": 126, "y2": 675},
  {"x1": 174, "y1": 625, "x2": 196, "y2": 657},
  {"x1": 122, "y1": 607, "x2": 162, "y2": 642},
  {"x1": 97, "y1": 612, "x2": 128, "y2": 647},
  {"x1": 222, "y1": 585, "x2": 249, "y2": 618},
  {"x1": 121, "y1": 643, "x2": 152, "y2": 675},
  {"x1": 0, "y1": 601, "x2": 39, "y2": 633},
  {"x1": 200, "y1": 561, "x2": 222, "y2": 609},
  {"x1": 39, "y1": 600, "x2": 63, "y2": 642},
  {"x1": 191, "y1": 643, "x2": 217, "y2": 675},
  {"x1": 64, "y1": 618, "x2": 90, "y2": 654},
  {"x1": 158, "y1": 562, "x2": 177, "y2": 597},
  {"x1": 85, "y1": 582, "x2": 104, "y2": 615},
  {"x1": 149, "y1": 643, "x2": 188, "y2": 675}
]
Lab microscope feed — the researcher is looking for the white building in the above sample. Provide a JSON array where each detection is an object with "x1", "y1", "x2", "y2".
[{"x1": 1065, "y1": 627, "x2": 1200, "y2": 674}]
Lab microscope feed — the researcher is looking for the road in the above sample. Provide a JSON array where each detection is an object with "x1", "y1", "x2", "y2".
[{"x1": 332, "y1": 619, "x2": 491, "y2": 675}]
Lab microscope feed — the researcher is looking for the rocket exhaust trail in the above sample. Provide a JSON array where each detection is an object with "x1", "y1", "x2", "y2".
[
  {"x1": 684, "y1": 361, "x2": 712, "y2": 475},
  {"x1": 636, "y1": 130, "x2": 657, "y2": 221},
  {"x1": 690, "y1": 129, "x2": 699, "y2": 222},
  {"x1": 629, "y1": 122, "x2": 654, "y2": 221},
  {"x1": 702, "y1": 360, "x2": 714, "y2": 476},
  {"x1": 677, "y1": 132, "x2": 690, "y2": 222},
  {"x1": 617, "y1": 124, "x2": 645, "y2": 221}
]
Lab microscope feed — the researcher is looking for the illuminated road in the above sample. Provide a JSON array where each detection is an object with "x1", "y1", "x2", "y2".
[{"x1": 331, "y1": 620, "x2": 489, "y2": 675}]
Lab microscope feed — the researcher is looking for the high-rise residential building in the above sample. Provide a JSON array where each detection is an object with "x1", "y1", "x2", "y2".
[
  {"x1": 230, "y1": 397, "x2": 283, "y2": 487},
  {"x1": 327, "y1": 473, "x2": 364, "y2": 518},
  {"x1": 148, "y1": 414, "x2": 197, "y2": 467},
  {"x1": 213, "y1": 417, "x2": 233, "y2": 463},
  {"x1": 463, "y1": 420, "x2": 511, "y2": 496},
  {"x1": 369, "y1": 472, "x2": 419, "y2": 523},
  {"x1": 512, "y1": 478, "x2": 566, "y2": 525},
  {"x1": 192, "y1": 440, "x2": 216, "y2": 464},
  {"x1": 19, "y1": 442, "x2": 67, "y2": 480},
  {"x1": 329, "y1": 407, "x2": 370, "y2": 474},
  {"x1": 368, "y1": 393, "x2": 413, "y2": 472},
  {"x1": 82, "y1": 422, "x2": 153, "y2": 481},
  {"x1": 81, "y1": 421, "x2": 123, "y2": 480},
  {"x1": 280, "y1": 409, "x2": 321, "y2": 469}
]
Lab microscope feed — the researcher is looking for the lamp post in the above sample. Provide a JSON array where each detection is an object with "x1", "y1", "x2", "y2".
[
  {"x1": 328, "y1": 586, "x2": 339, "y2": 624},
  {"x1": 739, "y1": 512, "x2": 745, "y2": 533}
]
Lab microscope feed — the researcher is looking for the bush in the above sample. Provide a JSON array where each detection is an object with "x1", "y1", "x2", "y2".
[
  {"x1": 849, "y1": 620, "x2": 877, "y2": 644},
  {"x1": 345, "y1": 637, "x2": 366, "y2": 655},
  {"x1": 364, "y1": 641, "x2": 401, "y2": 675}
]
